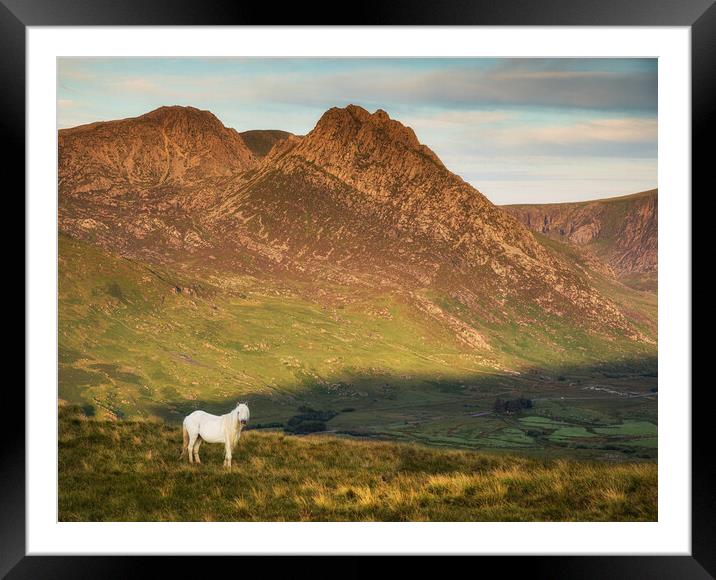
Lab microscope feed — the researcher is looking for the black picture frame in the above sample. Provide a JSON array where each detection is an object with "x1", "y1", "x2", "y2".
[{"x1": 4, "y1": 0, "x2": 708, "y2": 577}]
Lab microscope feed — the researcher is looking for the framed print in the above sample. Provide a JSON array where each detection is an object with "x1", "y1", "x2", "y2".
[{"x1": 6, "y1": 0, "x2": 709, "y2": 577}]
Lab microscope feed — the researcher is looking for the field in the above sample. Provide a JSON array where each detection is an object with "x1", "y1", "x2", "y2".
[{"x1": 59, "y1": 405, "x2": 657, "y2": 522}]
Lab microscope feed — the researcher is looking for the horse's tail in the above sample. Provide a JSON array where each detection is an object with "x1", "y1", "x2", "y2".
[{"x1": 180, "y1": 422, "x2": 189, "y2": 459}]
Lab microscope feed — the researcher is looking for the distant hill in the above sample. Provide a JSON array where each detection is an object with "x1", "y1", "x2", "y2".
[
  {"x1": 239, "y1": 129, "x2": 293, "y2": 157},
  {"x1": 503, "y1": 190, "x2": 657, "y2": 292}
]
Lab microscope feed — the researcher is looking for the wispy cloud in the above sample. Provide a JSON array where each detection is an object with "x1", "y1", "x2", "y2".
[
  {"x1": 108, "y1": 78, "x2": 166, "y2": 94},
  {"x1": 514, "y1": 118, "x2": 657, "y2": 144},
  {"x1": 488, "y1": 117, "x2": 657, "y2": 153},
  {"x1": 56, "y1": 57, "x2": 657, "y2": 204},
  {"x1": 406, "y1": 110, "x2": 516, "y2": 130}
]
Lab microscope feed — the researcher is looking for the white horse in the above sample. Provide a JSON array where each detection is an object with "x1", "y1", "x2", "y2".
[{"x1": 182, "y1": 403, "x2": 250, "y2": 467}]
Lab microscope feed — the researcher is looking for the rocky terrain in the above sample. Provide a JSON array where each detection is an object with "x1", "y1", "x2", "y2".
[{"x1": 503, "y1": 190, "x2": 657, "y2": 291}]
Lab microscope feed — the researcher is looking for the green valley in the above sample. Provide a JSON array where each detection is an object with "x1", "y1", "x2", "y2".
[{"x1": 59, "y1": 233, "x2": 657, "y2": 461}]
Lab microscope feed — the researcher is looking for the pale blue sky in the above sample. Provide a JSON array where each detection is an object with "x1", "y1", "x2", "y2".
[{"x1": 58, "y1": 58, "x2": 657, "y2": 205}]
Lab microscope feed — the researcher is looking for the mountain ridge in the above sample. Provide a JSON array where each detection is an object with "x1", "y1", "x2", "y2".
[
  {"x1": 503, "y1": 189, "x2": 657, "y2": 291},
  {"x1": 58, "y1": 104, "x2": 657, "y2": 360}
]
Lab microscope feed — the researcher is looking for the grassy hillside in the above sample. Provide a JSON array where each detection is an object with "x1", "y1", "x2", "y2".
[
  {"x1": 59, "y1": 233, "x2": 500, "y2": 416},
  {"x1": 59, "y1": 234, "x2": 657, "y2": 458},
  {"x1": 59, "y1": 405, "x2": 657, "y2": 522}
]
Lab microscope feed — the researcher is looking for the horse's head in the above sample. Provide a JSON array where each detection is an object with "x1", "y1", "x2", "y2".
[{"x1": 236, "y1": 402, "x2": 250, "y2": 426}]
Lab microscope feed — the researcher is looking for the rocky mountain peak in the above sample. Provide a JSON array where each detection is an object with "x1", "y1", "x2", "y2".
[
  {"x1": 267, "y1": 105, "x2": 448, "y2": 202},
  {"x1": 138, "y1": 105, "x2": 232, "y2": 136},
  {"x1": 59, "y1": 105, "x2": 256, "y2": 193},
  {"x1": 142, "y1": 104, "x2": 216, "y2": 120},
  {"x1": 313, "y1": 104, "x2": 427, "y2": 155}
]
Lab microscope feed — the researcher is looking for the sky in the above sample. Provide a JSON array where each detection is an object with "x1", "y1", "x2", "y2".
[{"x1": 58, "y1": 58, "x2": 657, "y2": 205}]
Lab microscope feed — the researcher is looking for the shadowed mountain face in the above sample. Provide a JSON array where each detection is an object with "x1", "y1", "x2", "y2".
[
  {"x1": 239, "y1": 130, "x2": 293, "y2": 157},
  {"x1": 502, "y1": 190, "x2": 657, "y2": 292},
  {"x1": 58, "y1": 105, "x2": 656, "y2": 364}
]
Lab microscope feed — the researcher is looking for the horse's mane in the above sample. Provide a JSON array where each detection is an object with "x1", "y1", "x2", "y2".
[{"x1": 227, "y1": 407, "x2": 241, "y2": 445}]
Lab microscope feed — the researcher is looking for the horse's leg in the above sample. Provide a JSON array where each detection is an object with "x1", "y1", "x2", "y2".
[
  {"x1": 187, "y1": 434, "x2": 198, "y2": 464},
  {"x1": 180, "y1": 424, "x2": 189, "y2": 460},
  {"x1": 224, "y1": 438, "x2": 232, "y2": 469},
  {"x1": 193, "y1": 437, "x2": 203, "y2": 464}
]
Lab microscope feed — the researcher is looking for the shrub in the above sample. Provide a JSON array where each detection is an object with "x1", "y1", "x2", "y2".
[
  {"x1": 288, "y1": 420, "x2": 327, "y2": 434},
  {"x1": 493, "y1": 397, "x2": 533, "y2": 414},
  {"x1": 246, "y1": 422, "x2": 283, "y2": 430},
  {"x1": 284, "y1": 406, "x2": 337, "y2": 434}
]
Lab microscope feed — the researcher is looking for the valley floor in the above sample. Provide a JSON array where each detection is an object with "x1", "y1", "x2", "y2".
[{"x1": 59, "y1": 406, "x2": 657, "y2": 522}]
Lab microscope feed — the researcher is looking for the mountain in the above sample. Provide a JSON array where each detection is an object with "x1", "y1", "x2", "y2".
[
  {"x1": 503, "y1": 190, "x2": 657, "y2": 291},
  {"x1": 59, "y1": 106, "x2": 256, "y2": 187},
  {"x1": 59, "y1": 105, "x2": 656, "y2": 383},
  {"x1": 59, "y1": 106, "x2": 261, "y2": 262},
  {"x1": 239, "y1": 129, "x2": 293, "y2": 157},
  {"x1": 206, "y1": 105, "x2": 648, "y2": 341}
]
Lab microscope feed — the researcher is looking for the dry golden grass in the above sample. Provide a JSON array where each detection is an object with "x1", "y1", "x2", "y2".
[{"x1": 59, "y1": 406, "x2": 657, "y2": 522}]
